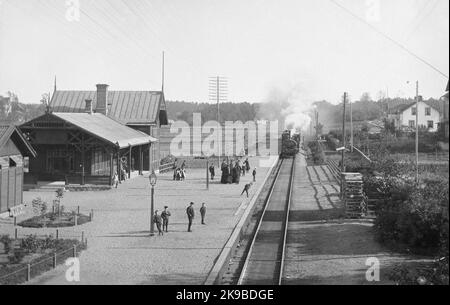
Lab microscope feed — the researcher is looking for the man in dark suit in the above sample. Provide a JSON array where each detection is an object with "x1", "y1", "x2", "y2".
[
  {"x1": 186, "y1": 202, "x2": 195, "y2": 232},
  {"x1": 161, "y1": 206, "x2": 171, "y2": 233}
]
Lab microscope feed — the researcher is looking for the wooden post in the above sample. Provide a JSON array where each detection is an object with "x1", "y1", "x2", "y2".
[
  {"x1": 81, "y1": 231, "x2": 85, "y2": 244},
  {"x1": 74, "y1": 214, "x2": 78, "y2": 226},
  {"x1": 15, "y1": 228, "x2": 18, "y2": 240},
  {"x1": 139, "y1": 146, "x2": 143, "y2": 175},
  {"x1": 109, "y1": 151, "x2": 114, "y2": 186},
  {"x1": 56, "y1": 229, "x2": 59, "y2": 240},
  {"x1": 206, "y1": 159, "x2": 209, "y2": 190},
  {"x1": 14, "y1": 217, "x2": 17, "y2": 227},
  {"x1": 128, "y1": 146, "x2": 132, "y2": 179},
  {"x1": 77, "y1": 206, "x2": 80, "y2": 215},
  {"x1": 26, "y1": 264, "x2": 31, "y2": 282},
  {"x1": 90, "y1": 209, "x2": 94, "y2": 221},
  {"x1": 73, "y1": 245, "x2": 77, "y2": 258},
  {"x1": 117, "y1": 150, "x2": 121, "y2": 183},
  {"x1": 341, "y1": 93, "x2": 347, "y2": 198},
  {"x1": 53, "y1": 253, "x2": 57, "y2": 268},
  {"x1": 81, "y1": 134, "x2": 86, "y2": 186}
]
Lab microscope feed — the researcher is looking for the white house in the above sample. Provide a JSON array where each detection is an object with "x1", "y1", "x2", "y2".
[{"x1": 389, "y1": 100, "x2": 441, "y2": 132}]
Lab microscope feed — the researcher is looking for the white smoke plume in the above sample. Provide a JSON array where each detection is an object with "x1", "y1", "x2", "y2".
[{"x1": 258, "y1": 80, "x2": 315, "y2": 134}]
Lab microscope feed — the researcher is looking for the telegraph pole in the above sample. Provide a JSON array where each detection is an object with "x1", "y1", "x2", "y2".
[
  {"x1": 342, "y1": 93, "x2": 347, "y2": 173},
  {"x1": 209, "y1": 77, "x2": 228, "y2": 166},
  {"x1": 350, "y1": 98, "x2": 354, "y2": 152}
]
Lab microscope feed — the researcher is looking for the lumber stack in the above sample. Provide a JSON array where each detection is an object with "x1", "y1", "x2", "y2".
[{"x1": 342, "y1": 173, "x2": 365, "y2": 218}]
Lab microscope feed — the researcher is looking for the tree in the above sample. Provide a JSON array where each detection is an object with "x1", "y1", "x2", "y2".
[{"x1": 360, "y1": 92, "x2": 372, "y2": 103}]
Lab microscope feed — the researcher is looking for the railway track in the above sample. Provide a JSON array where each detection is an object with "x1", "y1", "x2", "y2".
[{"x1": 237, "y1": 157, "x2": 295, "y2": 285}]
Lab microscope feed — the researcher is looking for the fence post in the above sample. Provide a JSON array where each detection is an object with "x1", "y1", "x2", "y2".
[
  {"x1": 77, "y1": 206, "x2": 80, "y2": 215},
  {"x1": 73, "y1": 245, "x2": 77, "y2": 258},
  {"x1": 14, "y1": 217, "x2": 17, "y2": 227},
  {"x1": 15, "y1": 228, "x2": 18, "y2": 240},
  {"x1": 74, "y1": 214, "x2": 78, "y2": 226},
  {"x1": 53, "y1": 253, "x2": 57, "y2": 269},
  {"x1": 26, "y1": 264, "x2": 31, "y2": 282},
  {"x1": 90, "y1": 209, "x2": 94, "y2": 221},
  {"x1": 56, "y1": 229, "x2": 59, "y2": 240},
  {"x1": 81, "y1": 231, "x2": 84, "y2": 244}
]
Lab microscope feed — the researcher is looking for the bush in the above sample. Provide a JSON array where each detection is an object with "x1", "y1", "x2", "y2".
[
  {"x1": 307, "y1": 141, "x2": 325, "y2": 165},
  {"x1": 32, "y1": 197, "x2": 47, "y2": 216},
  {"x1": 21, "y1": 235, "x2": 40, "y2": 254},
  {"x1": 0, "y1": 235, "x2": 12, "y2": 254}
]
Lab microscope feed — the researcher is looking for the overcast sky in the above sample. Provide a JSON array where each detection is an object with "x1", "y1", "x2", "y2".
[{"x1": 0, "y1": 0, "x2": 448, "y2": 104}]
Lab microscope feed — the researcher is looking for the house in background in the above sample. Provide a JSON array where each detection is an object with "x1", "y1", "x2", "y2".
[
  {"x1": 388, "y1": 98, "x2": 442, "y2": 132},
  {"x1": 0, "y1": 125, "x2": 36, "y2": 217},
  {"x1": 47, "y1": 84, "x2": 169, "y2": 172}
]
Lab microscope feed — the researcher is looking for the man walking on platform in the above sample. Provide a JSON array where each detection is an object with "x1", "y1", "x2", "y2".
[
  {"x1": 241, "y1": 183, "x2": 253, "y2": 198},
  {"x1": 252, "y1": 168, "x2": 257, "y2": 182},
  {"x1": 153, "y1": 211, "x2": 164, "y2": 236},
  {"x1": 161, "y1": 206, "x2": 171, "y2": 233},
  {"x1": 186, "y1": 202, "x2": 195, "y2": 232},
  {"x1": 200, "y1": 203, "x2": 207, "y2": 225}
]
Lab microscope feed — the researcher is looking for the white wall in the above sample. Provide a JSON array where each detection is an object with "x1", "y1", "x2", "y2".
[{"x1": 400, "y1": 101, "x2": 441, "y2": 132}]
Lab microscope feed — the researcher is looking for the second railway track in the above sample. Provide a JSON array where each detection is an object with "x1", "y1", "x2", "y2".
[{"x1": 238, "y1": 157, "x2": 295, "y2": 285}]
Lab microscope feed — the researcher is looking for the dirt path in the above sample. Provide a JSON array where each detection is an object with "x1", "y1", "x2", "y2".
[{"x1": 283, "y1": 154, "x2": 430, "y2": 285}]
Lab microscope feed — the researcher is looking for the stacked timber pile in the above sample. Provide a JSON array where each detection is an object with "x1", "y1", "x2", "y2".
[{"x1": 342, "y1": 173, "x2": 365, "y2": 218}]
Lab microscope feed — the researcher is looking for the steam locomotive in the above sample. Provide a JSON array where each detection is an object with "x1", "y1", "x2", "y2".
[{"x1": 280, "y1": 130, "x2": 300, "y2": 158}]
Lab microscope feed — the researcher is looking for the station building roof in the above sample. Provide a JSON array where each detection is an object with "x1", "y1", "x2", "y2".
[
  {"x1": 49, "y1": 90, "x2": 168, "y2": 126},
  {"x1": 21, "y1": 113, "x2": 157, "y2": 149}
]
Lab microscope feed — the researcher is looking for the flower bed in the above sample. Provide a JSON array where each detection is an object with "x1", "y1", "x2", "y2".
[
  {"x1": 19, "y1": 212, "x2": 91, "y2": 228},
  {"x1": 0, "y1": 235, "x2": 86, "y2": 285}
]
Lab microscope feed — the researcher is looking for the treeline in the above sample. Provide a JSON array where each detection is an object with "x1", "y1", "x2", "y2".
[
  {"x1": 166, "y1": 101, "x2": 261, "y2": 124},
  {"x1": 0, "y1": 96, "x2": 45, "y2": 125}
]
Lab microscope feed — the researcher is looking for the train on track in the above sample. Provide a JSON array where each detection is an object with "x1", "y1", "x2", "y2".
[{"x1": 280, "y1": 130, "x2": 300, "y2": 158}]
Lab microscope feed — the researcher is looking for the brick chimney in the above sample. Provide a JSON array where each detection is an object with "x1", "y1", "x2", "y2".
[
  {"x1": 96, "y1": 84, "x2": 109, "y2": 115},
  {"x1": 85, "y1": 99, "x2": 93, "y2": 114}
]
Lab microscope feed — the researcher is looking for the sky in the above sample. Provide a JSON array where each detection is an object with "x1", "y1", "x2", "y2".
[{"x1": 0, "y1": 0, "x2": 448, "y2": 105}]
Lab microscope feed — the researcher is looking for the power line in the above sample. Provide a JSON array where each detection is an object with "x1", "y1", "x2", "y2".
[{"x1": 328, "y1": 0, "x2": 449, "y2": 79}]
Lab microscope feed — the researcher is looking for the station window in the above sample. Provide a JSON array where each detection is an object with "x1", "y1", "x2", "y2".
[
  {"x1": 411, "y1": 107, "x2": 417, "y2": 116},
  {"x1": 425, "y1": 107, "x2": 431, "y2": 116},
  {"x1": 427, "y1": 121, "x2": 434, "y2": 129},
  {"x1": 9, "y1": 158, "x2": 17, "y2": 168},
  {"x1": 409, "y1": 120, "x2": 415, "y2": 128}
]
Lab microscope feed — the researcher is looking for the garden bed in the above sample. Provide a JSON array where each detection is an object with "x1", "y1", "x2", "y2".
[{"x1": 18, "y1": 212, "x2": 91, "y2": 228}]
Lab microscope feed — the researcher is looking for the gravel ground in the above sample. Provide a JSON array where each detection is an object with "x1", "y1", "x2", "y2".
[
  {"x1": 0, "y1": 157, "x2": 271, "y2": 285},
  {"x1": 283, "y1": 154, "x2": 431, "y2": 285}
]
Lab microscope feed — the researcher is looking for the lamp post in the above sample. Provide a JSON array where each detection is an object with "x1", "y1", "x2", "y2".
[{"x1": 149, "y1": 171, "x2": 157, "y2": 236}]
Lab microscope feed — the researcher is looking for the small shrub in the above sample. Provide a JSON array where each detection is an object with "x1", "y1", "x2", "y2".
[
  {"x1": 32, "y1": 198, "x2": 47, "y2": 216},
  {"x1": 8, "y1": 249, "x2": 26, "y2": 264},
  {"x1": 0, "y1": 235, "x2": 12, "y2": 254},
  {"x1": 21, "y1": 235, "x2": 40, "y2": 254}
]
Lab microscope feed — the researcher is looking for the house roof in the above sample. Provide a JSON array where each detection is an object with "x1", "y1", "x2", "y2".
[
  {"x1": 389, "y1": 100, "x2": 442, "y2": 114},
  {"x1": 0, "y1": 125, "x2": 37, "y2": 157},
  {"x1": 51, "y1": 113, "x2": 157, "y2": 149},
  {"x1": 50, "y1": 90, "x2": 168, "y2": 125}
]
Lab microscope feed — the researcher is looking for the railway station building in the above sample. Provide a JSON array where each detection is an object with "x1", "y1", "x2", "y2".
[{"x1": 20, "y1": 83, "x2": 168, "y2": 186}]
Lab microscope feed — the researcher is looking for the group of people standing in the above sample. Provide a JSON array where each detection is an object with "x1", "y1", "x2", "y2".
[
  {"x1": 173, "y1": 160, "x2": 187, "y2": 181},
  {"x1": 220, "y1": 158, "x2": 255, "y2": 185},
  {"x1": 152, "y1": 202, "x2": 207, "y2": 236}
]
